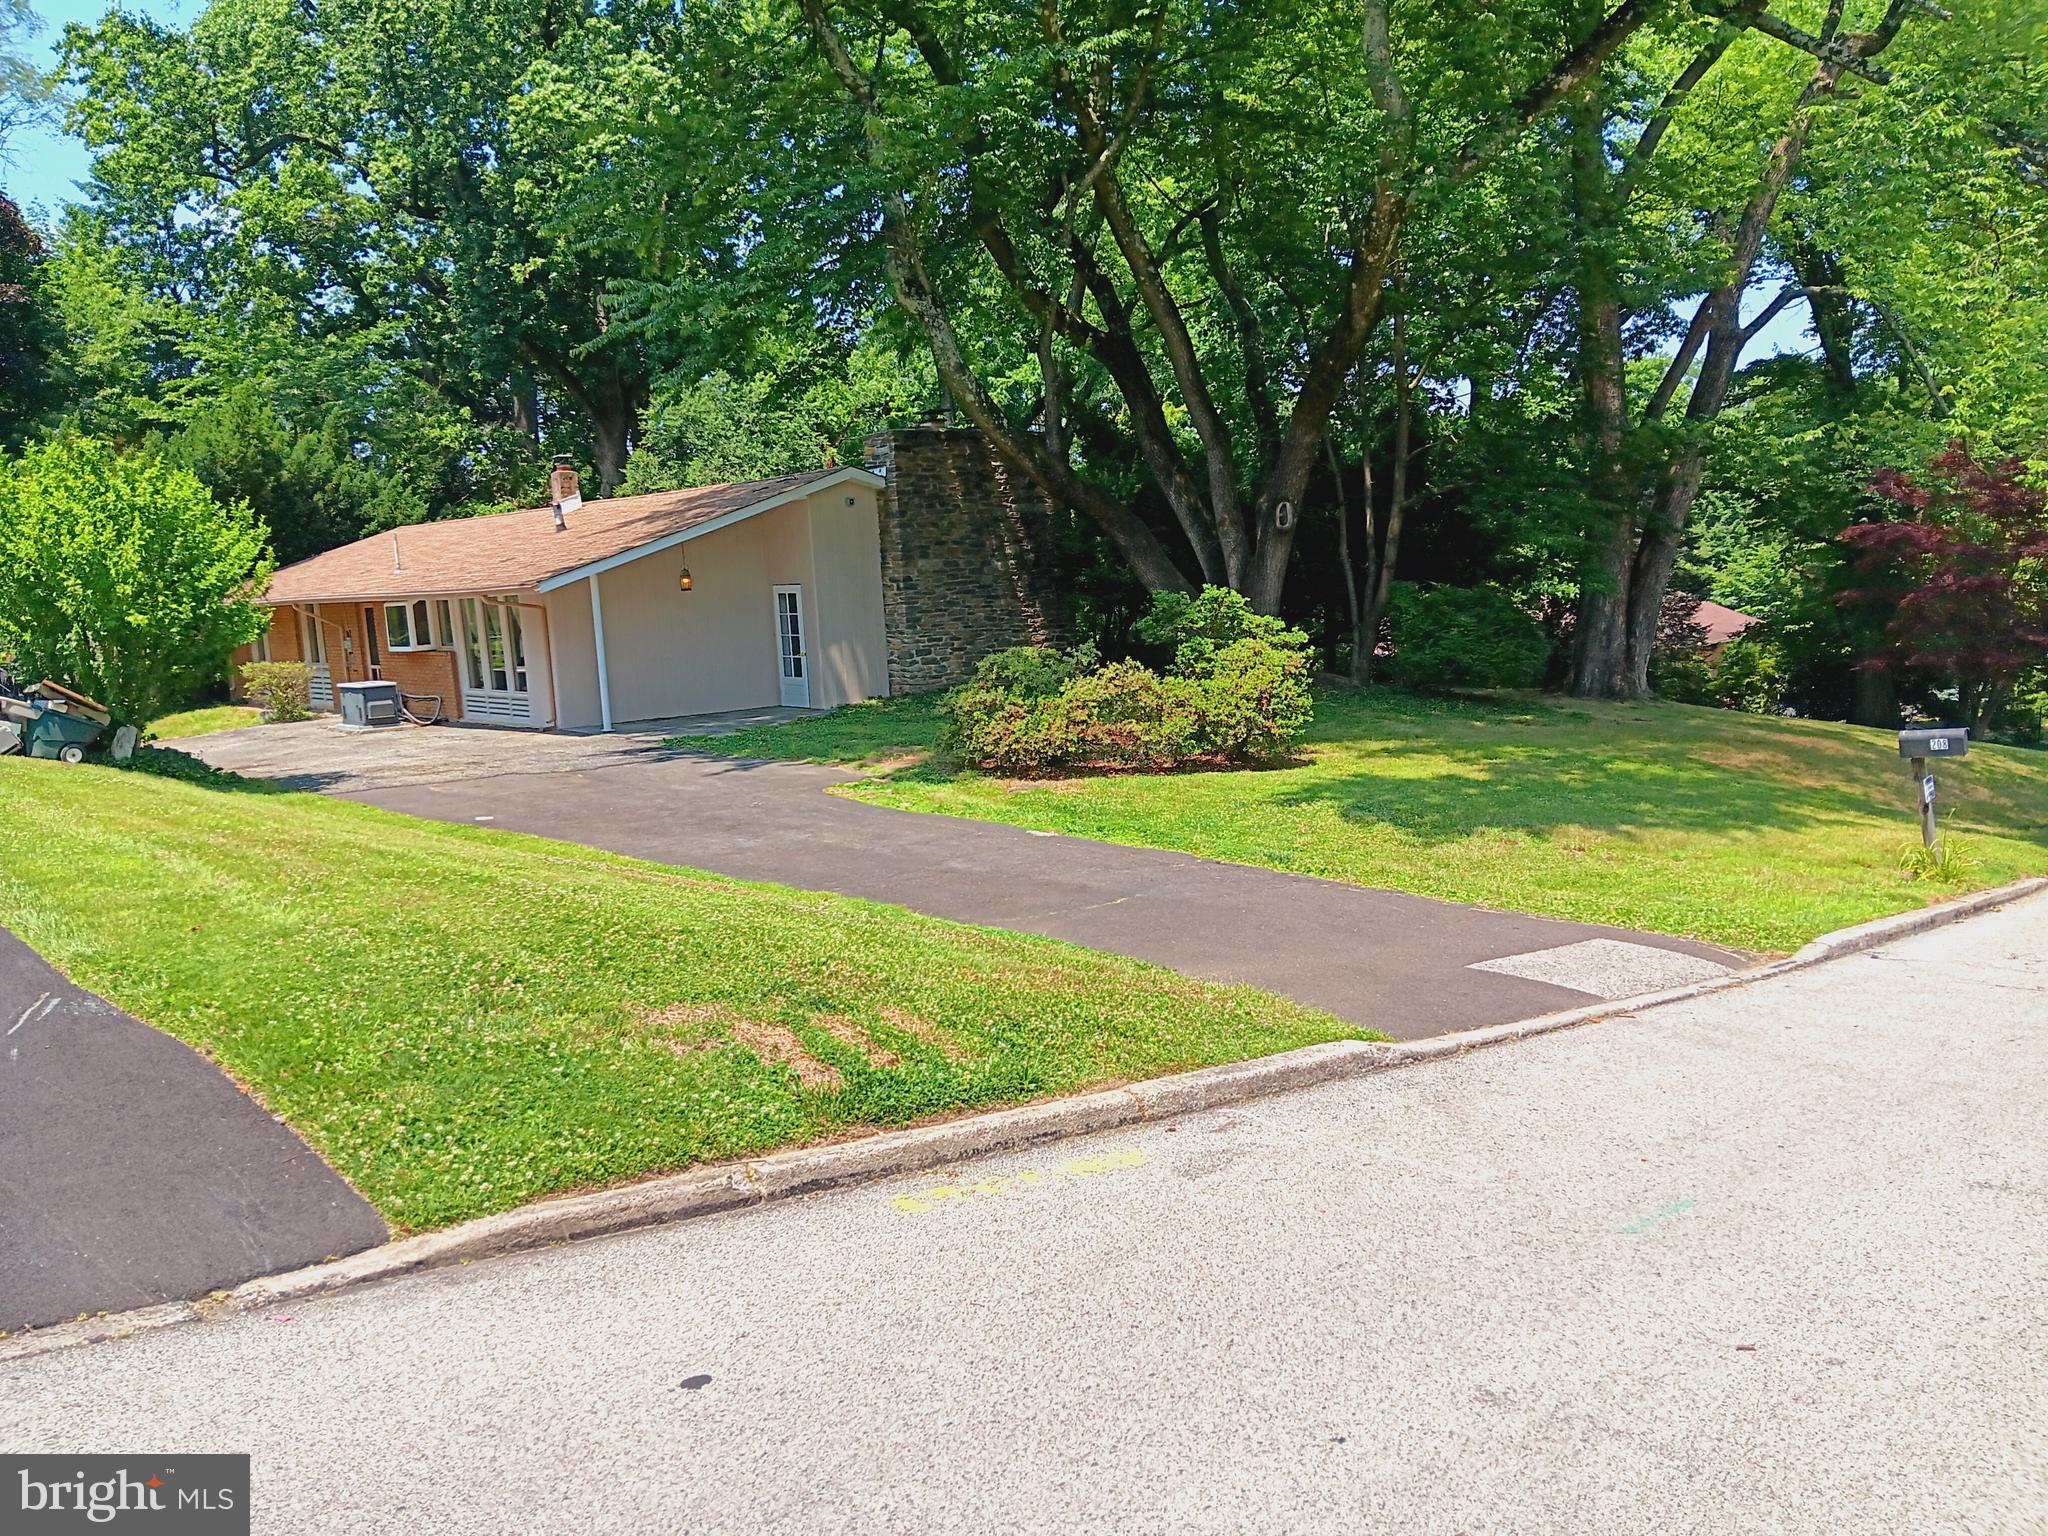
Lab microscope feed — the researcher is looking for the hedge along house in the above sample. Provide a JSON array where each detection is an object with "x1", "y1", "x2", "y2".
[{"x1": 237, "y1": 428, "x2": 1068, "y2": 731}]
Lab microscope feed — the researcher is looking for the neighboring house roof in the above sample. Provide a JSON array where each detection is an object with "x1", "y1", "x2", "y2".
[
  {"x1": 261, "y1": 466, "x2": 882, "y2": 605},
  {"x1": 1691, "y1": 599, "x2": 1759, "y2": 646}
]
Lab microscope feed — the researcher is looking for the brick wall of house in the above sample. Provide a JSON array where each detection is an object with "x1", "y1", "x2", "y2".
[
  {"x1": 228, "y1": 606, "x2": 305, "y2": 699},
  {"x1": 864, "y1": 428, "x2": 1069, "y2": 695},
  {"x1": 231, "y1": 601, "x2": 458, "y2": 716},
  {"x1": 374, "y1": 644, "x2": 461, "y2": 712}
]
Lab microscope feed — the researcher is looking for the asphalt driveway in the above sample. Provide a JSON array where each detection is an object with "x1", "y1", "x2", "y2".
[
  {"x1": 187, "y1": 719, "x2": 1748, "y2": 1039},
  {"x1": 0, "y1": 929, "x2": 385, "y2": 1333}
]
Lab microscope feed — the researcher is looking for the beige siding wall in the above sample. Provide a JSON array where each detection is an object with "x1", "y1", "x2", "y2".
[
  {"x1": 542, "y1": 583, "x2": 602, "y2": 731},
  {"x1": 805, "y1": 483, "x2": 889, "y2": 708},
  {"x1": 580, "y1": 487, "x2": 888, "y2": 725},
  {"x1": 594, "y1": 502, "x2": 799, "y2": 723}
]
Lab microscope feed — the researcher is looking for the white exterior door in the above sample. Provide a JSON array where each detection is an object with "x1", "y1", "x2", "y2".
[{"x1": 774, "y1": 586, "x2": 810, "y2": 708}]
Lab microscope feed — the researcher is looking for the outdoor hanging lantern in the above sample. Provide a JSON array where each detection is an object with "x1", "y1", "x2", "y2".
[{"x1": 678, "y1": 566, "x2": 694, "y2": 592}]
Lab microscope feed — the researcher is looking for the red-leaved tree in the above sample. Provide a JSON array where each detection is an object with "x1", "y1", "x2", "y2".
[{"x1": 1840, "y1": 445, "x2": 2048, "y2": 730}]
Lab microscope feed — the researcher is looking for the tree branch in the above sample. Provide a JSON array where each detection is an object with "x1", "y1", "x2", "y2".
[
  {"x1": 801, "y1": 0, "x2": 1193, "y2": 591},
  {"x1": 1616, "y1": 15, "x2": 1757, "y2": 205},
  {"x1": 1445, "y1": 0, "x2": 1669, "y2": 187},
  {"x1": 1199, "y1": 203, "x2": 1280, "y2": 461},
  {"x1": 1048, "y1": 2, "x2": 1248, "y2": 580},
  {"x1": 1737, "y1": 283, "x2": 1802, "y2": 345}
]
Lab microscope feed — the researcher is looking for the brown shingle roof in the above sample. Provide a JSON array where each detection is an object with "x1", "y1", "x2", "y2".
[{"x1": 261, "y1": 470, "x2": 841, "y2": 605}]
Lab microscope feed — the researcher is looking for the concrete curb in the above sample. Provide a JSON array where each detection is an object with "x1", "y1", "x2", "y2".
[
  {"x1": 1783, "y1": 875, "x2": 2046, "y2": 964},
  {"x1": 215, "y1": 1039, "x2": 1402, "y2": 1316},
  {"x1": 6, "y1": 876, "x2": 2040, "y2": 1367}
]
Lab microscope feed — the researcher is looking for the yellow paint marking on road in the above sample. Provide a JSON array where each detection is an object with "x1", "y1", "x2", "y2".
[
  {"x1": 888, "y1": 1148, "x2": 1149, "y2": 1215},
  {"x1": 1061, "y1": 1149, "x2": 1148, "y2": 1177}
]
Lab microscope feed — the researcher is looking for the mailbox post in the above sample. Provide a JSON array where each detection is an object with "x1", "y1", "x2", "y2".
[{"x1": 1898, "y1": 727, "x2": 1968, "y2": 850}]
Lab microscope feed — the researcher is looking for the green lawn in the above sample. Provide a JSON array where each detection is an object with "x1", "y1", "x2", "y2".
[
  {"x1": 676, "y1": 689, "x2": 2048, "y2": 953},
  {"x1": 0, "y1": 757, "x2": 1367, "y2": 1231},
  {"x1": 148, "y1": 704, "x2": 262, "y2": 739}
]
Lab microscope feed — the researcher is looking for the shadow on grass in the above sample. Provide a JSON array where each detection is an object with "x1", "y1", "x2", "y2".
[
  {"x1": 1265, "y1": 733, "x2": 2036, "y2": 850},
  {"x1": 105, "y1": 745, "x2": 290, "y2": 794}
]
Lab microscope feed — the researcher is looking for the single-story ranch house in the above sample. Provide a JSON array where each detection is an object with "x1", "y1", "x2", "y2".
[{"x1": 237, "y1": 429, "x2": 1068, "y2": 731}]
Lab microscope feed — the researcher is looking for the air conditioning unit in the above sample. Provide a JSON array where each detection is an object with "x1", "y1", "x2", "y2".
[{"x1": 337, "y1": 679, "x2": 402, "y2": 727}]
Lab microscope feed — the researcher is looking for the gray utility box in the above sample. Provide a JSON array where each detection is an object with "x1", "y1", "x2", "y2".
[
  {"x1": 1898, "y1": 727, "x2": 1968, "y2": 759},
  {"x1": 337, "y1": 679, "x2": 402, "y2": 727}
]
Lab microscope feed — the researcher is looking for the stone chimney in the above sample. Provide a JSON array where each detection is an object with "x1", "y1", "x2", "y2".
[{"x1": 864, "y1": 428, "x2": 1069, "y2": 694}]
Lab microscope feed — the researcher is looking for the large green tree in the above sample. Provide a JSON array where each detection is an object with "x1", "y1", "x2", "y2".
[
  {"x1": 533, "y1": 0, "x2": 1682, "y2": 608},
  {"x1": 62, "y1": 0, "x2": 650, "y2": 490},
  {"x1": 1555, "y1": 0, "x2": 2046, "y2": 698}
]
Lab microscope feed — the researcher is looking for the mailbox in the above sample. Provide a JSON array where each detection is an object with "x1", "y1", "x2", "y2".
[{"x1": 1898, "y1": 727, "x2": 1968, "y2": 760}]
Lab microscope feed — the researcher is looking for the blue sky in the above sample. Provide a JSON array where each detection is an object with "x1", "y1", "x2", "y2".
[{"x1": 6, "y1": 0, "x2": 189, "y2": 219}]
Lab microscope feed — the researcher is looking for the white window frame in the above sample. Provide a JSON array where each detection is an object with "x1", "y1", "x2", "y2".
[
  {"x1": 299, "y1": 608, "x2": 328, "y2": 667},
  {"x1": 383, "y1": 599, "x2": 455, "y2": 653},
  {"x1": 251, "y1": 628, "x2": 271, "y2": 663}
]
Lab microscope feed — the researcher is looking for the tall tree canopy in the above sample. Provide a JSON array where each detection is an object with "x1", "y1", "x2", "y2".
[
  {"x1": 38, "y1": 0, "x2": 2048, "y2": 719},
  {"x1": 62, "y1": 0, "x2": 652, "y2": 490}
]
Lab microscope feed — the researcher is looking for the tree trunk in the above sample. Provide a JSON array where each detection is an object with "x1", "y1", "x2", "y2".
[
  {"x1": 1567, "y1": 100, "x2": 1640, "y2": 699},
  {"x1": 587, "y1": 367, "x2": 638, "y2": 494},
  {"x1": 1623, "y1": 454, "x2": 1705, "y2": 696},
  {"x1": 1850, "y1": 664, "x2": 1897, "y2": 728},
  {"x1": 1328, "y1": 440, "x2": 1367, "y2": 681},
  {"x1": 1356, "y1": 312, "x2": 1414, "y2": 685},
  {"x1": 1572, "y1": 541, "x2": 1636, "y2": 698},
  {"x1": 508, "y1": 383, "x2": 541, "y2": 441}
]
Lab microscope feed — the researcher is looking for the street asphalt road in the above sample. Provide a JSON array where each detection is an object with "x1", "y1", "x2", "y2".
[
  {"x1": 7, "y1": 892, "x2": 2040, "y2": 1535},
  {"x1": 0, "y1": 929, "x2": 386, "y2": 1332},
  {"x1": 187, "y1": 720, "x2": 1746, "y2": 1039}
]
